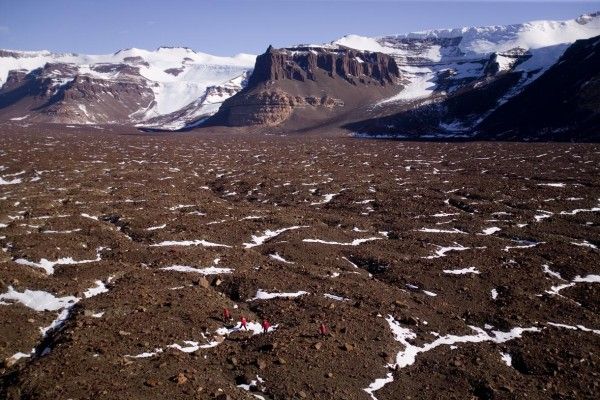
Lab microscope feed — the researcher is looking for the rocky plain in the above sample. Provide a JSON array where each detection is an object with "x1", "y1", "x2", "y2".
[{"x1": 0, "y1": 124, "x2": 599, "y2": 399}]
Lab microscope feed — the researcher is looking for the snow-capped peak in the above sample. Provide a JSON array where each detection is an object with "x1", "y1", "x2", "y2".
[
  {"x1": 334, "y1": 12, "x2": 600, "y2": 58},
  {"x1": 0, "y1": 46, "x2": 256, "y2": 120}
]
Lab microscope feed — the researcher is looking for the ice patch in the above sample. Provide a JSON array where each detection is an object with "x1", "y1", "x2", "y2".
[
  {"x1": 364, "y1": 315, "x2": 539, "y2": 398},
  {"x1": 160, "y1": 265, "x2": 233, "y2": 275},
  {"x1": 145, "y1": 223, "x2": 166, "y2": 231},
  {"x1": 545, "y1": 273, "x2": 600, "y2": 296},
  {"x1": 432, "y1": 212, "x2": 459, "y2": 217},
  {"x1": 480, "y1": 227, "x2": 501, "y2": 235},
  {"x1": 537, "y1": 183, "x2": 566, "y2": 187},
  {"x1": 491, "y1": 289, "x2": 499, "y2": 300},
  {"x1": 534, "y1": 210, "x2": 553, "y2": 222},
  {"x1": 83, "y1": 279, "x2": 110, "y2": 298},
  {"x1": 0, "y1": 286, "x2": 77, "y2": 311},
  {"x1": 546, "y1": 282, "x2": 575, "y2": 296},
  {"x1": 443, "y1": 267, "x2": 480, "y2": 275},
  {"x1": 6, "y1": 351, "x2": 33, "y2": 364},
  {"x1": 14, "y1": 247, "x2": 104, "y2": 274},
  {"x1": 249, "y1": 289, "x2": 309, "y2": 301},
  {"x1": 243, "y1": 226, "x2": 307, "y2": 248},
  {"x1": 502, "y1": 240, "x2": 543, "y2": 252},
  {"x1": 0, "y1": 176, "x2": 22, "y2": 185},
  {"x1": 310, "y1": 193, "x2": 339, "y2": 205},
  {"x1": 324, "y1": 293, "x2": 349, "y2": 301},
  {"x1": 269, "y1": 253, "x2": 294, "y2": 264},
  {"x1": 500, "y1": 352, "x2": 512, "y2": 366},
  {"x1": 126, "y1": 349, "x2": 164, "y2": 358},
  {"x1": 417, "y1": 227, "x2": 466, "y2": 234},
  {"x1": 303, "y1": 237, "x2": 382, "y2": 246},
  {"x1": 167, "y1": 340, "x2": 202, "y2": 353},
  {"x1": 573, "y1": 274, "x2": 600, "y2": 283},
  {"x1": 150, "y1": 239, "x2": 231, "y2": 248},
  {"x1": 43, "y1": 228, "x2": 82, "y2": 234},
  {"x1": 542, "y1": 264, "x2": 564, "y2": 280},
  {"x1": 364, "y1": 373, "x2": 394, "y2": 400},
  {"x1": 168, "y1": 204, "x2": 196, "y2": 210},
  {"x1": 570, "y1": 240, "x2": 598, "y2": 249},
  {"x1": 560, "y1": 207, "x2": 600, "y2": 215},
  {"x1": 2, "y1": 277, "x2": 115, "y2": 359},
  {"x1": 547, "y1": 322, "x2": 600, "y2": 335},
  {"x1": 424, "y1": 243, "x2": 470, "y2": 259}
]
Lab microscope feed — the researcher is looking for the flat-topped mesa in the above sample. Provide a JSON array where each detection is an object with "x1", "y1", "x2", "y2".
[
  {"x1": 208, "y1": 45, "x2": 402, "y2": 128},
  {"x1": 247, "y1": 45, "x2": 400, "y2": 87}
]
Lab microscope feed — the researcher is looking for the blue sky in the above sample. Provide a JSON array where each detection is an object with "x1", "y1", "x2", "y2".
[{"x1": 1, "y1": 1, "x2": 598, "y2": 56}]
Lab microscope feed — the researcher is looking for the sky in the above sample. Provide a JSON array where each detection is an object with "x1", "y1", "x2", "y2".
[{"x1": 0, "y1": 0, "x2": 599, "y2": 56}]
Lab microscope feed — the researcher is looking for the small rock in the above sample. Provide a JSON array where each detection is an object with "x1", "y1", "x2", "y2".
[
  {"x1": 314, "y1": 342, "x2": 322, "y2": 350},
  {"x1": 256, "y1": 359, "x2": 267, "y2": 370},
  {"x1": 144, "y1": 378, "x2": 160, "y2": 387},
  {"x1": 342, "y1": 343, "x2": 354, "y2": 351},
  {"x1": 215, "y1": 394, "x2": 231, "y2": 400},
  {"x1": 172, "y1": 372, "x2": 188, "y2": 385},
  {"x1": 326, "y1": 372, "x2": 333, "y2": 378},
  {"x1": 261, "y1": 343, "x2": 276, "y2": 352},
  {"x1": 118, "y1": 330, "x2": 131, "y2": 336},
  {"x1": 399, "y1": 316, "x2": 418, "y2": 326},
  {"x1": 394, "y1": 299, "x2": 407, "y2": 308},
  {"x1": 196, "y1": 277, "x2": 210, "y2": 288},
  {"x1": 235, "y1": 374, "x2": 252, "y2": 385},
  {"x1": 3, "y1": 357, "x2": 17, "y2": 368}
]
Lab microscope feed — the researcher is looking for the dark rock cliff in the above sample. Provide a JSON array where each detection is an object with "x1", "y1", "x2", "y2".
[{"x1": 475, "y1": 35, "x2": 600, "y2": 141}]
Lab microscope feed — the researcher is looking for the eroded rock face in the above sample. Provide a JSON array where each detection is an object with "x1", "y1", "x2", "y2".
[
  {"x1": 219, "y1": 89, "x2": 344, "y2": 127},
  {"x1": 248, "y1": 45, "x2": 399, "y2": 87},
  {"x1": 210, "y1": 45, "x2": 401, "y2": 127}
]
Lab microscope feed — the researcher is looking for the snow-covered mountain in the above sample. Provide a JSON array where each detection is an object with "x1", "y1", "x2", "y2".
[
  {"x1": 0, "y1": 47, "x2": 255, "y2": 129},
  {"x1": 335, "y1": 13, "x2": 600, "y2": 89},
  {"x1": 332, "y1": 12, "x2": 600, "y2": 137}
]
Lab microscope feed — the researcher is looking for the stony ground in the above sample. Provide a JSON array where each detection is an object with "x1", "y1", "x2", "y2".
[{"x1": 0, "y1": 124, "x2": 599, "y2": 400}]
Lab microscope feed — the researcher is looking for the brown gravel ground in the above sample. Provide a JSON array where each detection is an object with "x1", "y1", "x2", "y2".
[{"x1": 0, "y1": 124, "x2": 599, "y2": 400}]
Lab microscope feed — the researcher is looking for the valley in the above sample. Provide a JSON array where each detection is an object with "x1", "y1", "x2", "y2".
[{"x1": 0, "y1": 126, "x2": 598, "y2": 399}]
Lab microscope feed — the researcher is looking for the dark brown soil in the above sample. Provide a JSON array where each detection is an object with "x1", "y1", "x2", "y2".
[{"x1": 0, "y1": 124, "x2": 599, "y2": 399}]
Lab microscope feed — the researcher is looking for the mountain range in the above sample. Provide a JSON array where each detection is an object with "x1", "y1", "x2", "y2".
[{"x1": 1, "y1": 12, "x2": 599, "y2": 140}]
